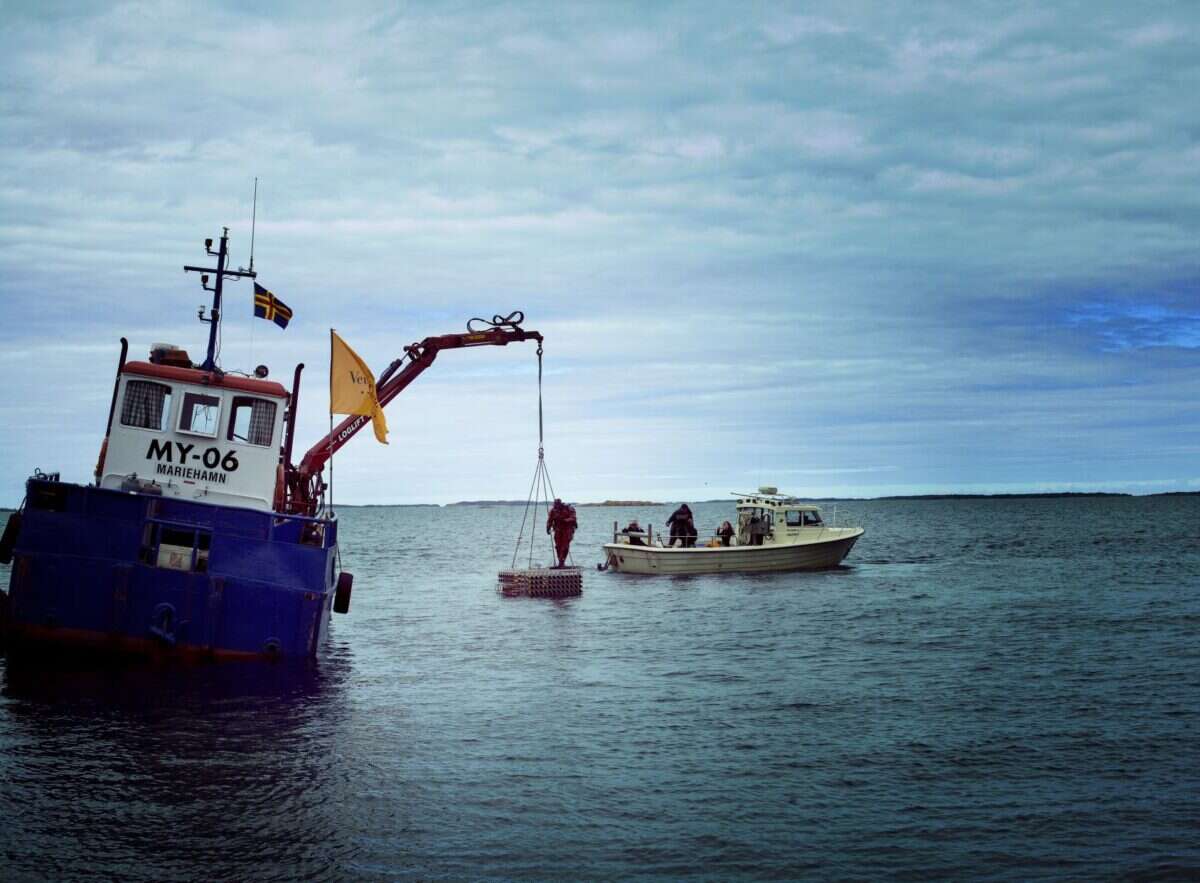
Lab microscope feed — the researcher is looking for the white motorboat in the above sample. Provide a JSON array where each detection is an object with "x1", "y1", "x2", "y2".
[{"x1": 600, "y1": 487, "x2": 863, "y2": 575}]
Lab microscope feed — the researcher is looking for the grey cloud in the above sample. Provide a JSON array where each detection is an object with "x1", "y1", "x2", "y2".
[{"x1": 1, "y1": 2, "x2": 1197, "y2": 503}]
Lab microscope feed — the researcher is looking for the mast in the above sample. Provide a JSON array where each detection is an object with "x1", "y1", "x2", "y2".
[{"x1": 184, "y1": 227, "x2": 257, "y2": 373}]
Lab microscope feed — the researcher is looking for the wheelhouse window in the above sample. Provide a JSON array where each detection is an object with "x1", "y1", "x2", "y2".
[
  {"x1": 802, "y1": 511, "x2": 823, "y2": 526},
  {"x1": 739, "y1": 507, "x2": 771, "y2": 527},
  {"x1": 227, "y1": 396, "x2": 277, "y2": 447},
  {"x1": 120, "y1": 380, "x2": 172, "y2": 431},
  {"x1": 785, "y1": 510, "x2": 803, "y2": 527},
  {"x1": 178, "y1": 391, "x2": 221, "y2": 437}
]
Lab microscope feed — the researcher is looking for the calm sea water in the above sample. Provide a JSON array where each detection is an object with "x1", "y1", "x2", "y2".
[{"x1": 1, "y1": 496, "x2": 1198, "y2": 881}]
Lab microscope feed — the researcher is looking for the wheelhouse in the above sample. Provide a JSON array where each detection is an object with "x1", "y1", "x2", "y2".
[
  {"x1": 734, "y1": 491, "x2": 826, "y2": 545},
  {"x1": 97, "y1": 359, "x2": 288, "y2": 511}
]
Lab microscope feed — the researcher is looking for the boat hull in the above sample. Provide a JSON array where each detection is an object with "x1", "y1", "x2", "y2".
[
  {"x1": 3, "y1": 478, "x2": 339, "y2": 659},
  {"x1": 602, "y1": 528, "x2": 863, "y2": 575}
]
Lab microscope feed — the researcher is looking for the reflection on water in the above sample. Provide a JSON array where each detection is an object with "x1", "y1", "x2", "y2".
[
  {"x1": 3, "y1": 649, "x2": 336, "y2": 708},
  {"x1": 1, "y1": 648, "x2": 357, "y2": 882}
]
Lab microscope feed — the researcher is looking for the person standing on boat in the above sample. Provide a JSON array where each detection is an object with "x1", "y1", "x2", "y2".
[
  {"x1": 546, "y1": 499, "x2": 577, "y2": 568},
  {"x1": 666, "y1": 504, "x2": 693, "y2": 547},
  {"x1": 718, "y1": 521, "x2": 735, "y2": 547},
  {"x1": 749, "y1": 515, "x2": 767, "y2": 546}
]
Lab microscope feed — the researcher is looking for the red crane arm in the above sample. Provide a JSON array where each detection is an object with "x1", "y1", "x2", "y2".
[{"x1": 287, "y1": 321, "x2": 542, "y2": 514}]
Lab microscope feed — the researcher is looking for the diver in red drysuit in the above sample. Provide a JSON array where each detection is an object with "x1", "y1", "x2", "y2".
[{"x1": 546, "y1": 498, "x2": 577, "y2": 568}]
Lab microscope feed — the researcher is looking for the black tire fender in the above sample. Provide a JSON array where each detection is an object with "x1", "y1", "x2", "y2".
[
  {"x1": 0, "y1": 512, "x2": 22, "y2": 565},
  {"x1": 333, "y1": 572, "x2": 353, "y2": 614}
]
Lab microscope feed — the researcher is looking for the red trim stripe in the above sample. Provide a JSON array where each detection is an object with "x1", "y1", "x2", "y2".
[{"x1": 123, "y1": 361, "x2": 289, "y2": 398}]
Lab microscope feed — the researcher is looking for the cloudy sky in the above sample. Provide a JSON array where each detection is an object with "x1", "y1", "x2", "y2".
[{"x1": 1, "y1": 2, "x2": 1197, "y2": 504}]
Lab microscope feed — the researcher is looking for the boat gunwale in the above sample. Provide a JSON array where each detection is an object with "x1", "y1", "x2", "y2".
[{"x1": 602, "y1": 526, "x2": 864, "y2": 555}]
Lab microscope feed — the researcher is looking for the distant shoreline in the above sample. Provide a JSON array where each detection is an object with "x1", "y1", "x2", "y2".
[
  {"x1": 2, "y1": 491, "x2": 1195, "y2": 512},
  {"x1": 426, "y1": 491, "x2": 1200, "y2": 507},
  {"x1": 445, "y1": 500, "x2": 664, "y2": 507}
]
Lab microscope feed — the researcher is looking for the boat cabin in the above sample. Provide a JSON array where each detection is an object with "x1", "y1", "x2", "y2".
[
  {"x1": 734, "y1": 489, "x2": 824, "y2": 546},
  {"x1": 97, "y1": 351, "x2": 289, "y2": 512}
]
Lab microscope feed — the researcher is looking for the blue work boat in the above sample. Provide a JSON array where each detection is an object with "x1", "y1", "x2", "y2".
[{"x1": 0, "y1": 226, "x2": 542, "y2": 659}]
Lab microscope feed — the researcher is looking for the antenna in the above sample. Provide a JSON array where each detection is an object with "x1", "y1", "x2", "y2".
[
  {"x1": 185, "y1": 226, "x2": 257, "y2": 373},
  {"x1": 249, "y1": 176, "x2": 258, "y2": 273}
]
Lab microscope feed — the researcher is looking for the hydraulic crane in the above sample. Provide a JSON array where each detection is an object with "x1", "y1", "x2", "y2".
[{"x1": 282, "y1": 312, "x2": 543, "y2": 516}]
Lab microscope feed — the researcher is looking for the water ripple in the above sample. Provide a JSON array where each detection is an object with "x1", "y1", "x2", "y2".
[{"x1": 2, "y1": 495, "x2": 1199, "y2": 879}]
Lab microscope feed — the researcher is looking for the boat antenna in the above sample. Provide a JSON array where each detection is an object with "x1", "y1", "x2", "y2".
[
  {"x1": 249, "y1": 176, "x2": 258, "y2": 273},
  {"x1": 185, "y1": 226, "x2": 257, "y2": 373}
]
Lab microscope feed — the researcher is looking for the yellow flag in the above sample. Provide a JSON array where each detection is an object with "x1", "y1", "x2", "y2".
[{"x1": 330, "y1": 330, "x2": 388, "y2": 444}]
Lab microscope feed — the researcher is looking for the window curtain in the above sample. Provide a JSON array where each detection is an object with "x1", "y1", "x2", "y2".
[
  {"x1": 121, "y1": 381, "x2": 168, "y2": 429},
  {"x1": 248, "y1": 400, "x2": 276, "y2": 446}
]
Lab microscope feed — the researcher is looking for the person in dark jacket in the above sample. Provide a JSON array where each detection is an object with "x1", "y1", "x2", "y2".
[
  {"x1": 623, "y1": 519, "x2": 646, "y2": 546},
  {"x1": 717, "y1": 521, "x2": 734, "y2": 547},
  {"x1": 546, "y1": 498, "x2": 577, "y2": 567},
  {"x1": 666, "y1": 504, "x2": 692, "y2": 547}
]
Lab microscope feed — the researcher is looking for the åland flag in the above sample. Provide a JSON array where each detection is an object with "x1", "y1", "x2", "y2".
[
  {"x1": 330, "y1": 330, "x2": 388, "y2": 444},
  {"x1": 253, "y1": 282, "x2": 293, "y2": 329}
]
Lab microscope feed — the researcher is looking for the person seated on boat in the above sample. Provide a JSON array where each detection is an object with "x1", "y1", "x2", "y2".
[
  {"x1": 718, "y1": 521, "x2": 734, "y2": 547},
  {"x1": 623, "y1": 519, "x2": 646, "y2": 546},
  {"x1": 666, "y1": 504, "x2": 692, "y2": 547},
  {"x1": 546, "y1": 498, "x2": 577, "y2": 568},
  {"x1": 749, "y1": 515, "x2": 766, "y2": 546}
]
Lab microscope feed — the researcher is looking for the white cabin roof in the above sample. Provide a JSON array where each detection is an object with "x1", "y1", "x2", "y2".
[{"x1": 733, "y1": 492, "x2": 821, "y2": 512}]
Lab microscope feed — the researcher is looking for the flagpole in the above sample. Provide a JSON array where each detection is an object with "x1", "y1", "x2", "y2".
[
  {"x1": 247, "y1": 179, "x2": 258, "y2": 367},
  {"x1": 249, "y1": 177, "x2": 258, "y2": 273},
  {"x1": 248, "y1": 294, "x2": 256, "y2": 374}
]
